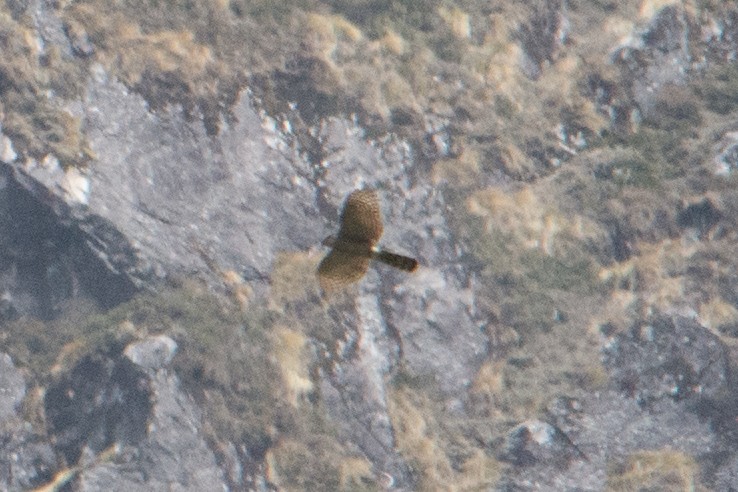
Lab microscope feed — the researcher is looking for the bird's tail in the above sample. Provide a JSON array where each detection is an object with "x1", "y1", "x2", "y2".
[{"x1": 374, "y1": 250, "x2": 419, "y2": 272}]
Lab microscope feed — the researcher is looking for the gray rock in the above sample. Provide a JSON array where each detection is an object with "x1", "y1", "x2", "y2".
[
  {"x1": 5, "y1": 2, "x2": 738, "y2": 491},
  {"x1": 0, "y1": 353, "x2": 56, "y2": 491},
  {"x1": 312, "y1": 119, "x2": 487, "y2": 489},
  {"x1": 517, "y1": 0, "x2": 569, "y2": 80},
  {"x1": 6, "y1": 65, "x2": 487, "y2": 490},
  {"x1": 124, "y1": 335, "x2": 178, "y2": 371},
  {"x1": 44, "y1": 352, "x2": 153, "y2": 464},
  {"x1": 38, "y1": 344, "x2": 226, "y2": 491},
  {"x1": 0, "y1": 353, "x2": 25, "y2": 423},
  {"x1": 0, "y1": 160, "x2": 136, "y2": 319},
  {"x1": 77, "y1": 69, "x2": 323, "y2": 287},
  {"x1": 713, "y1": 129, "x2": 738, "y2": 175},
  {"x1": 0, "y1": 434, "x2": 57, "y2": 491},
  {"x1": 602, "y1": 315, "x2": 730, "y2": 406},
  {"x1": 499, "y1": 315, "x2": 727, "y2": 490},
  {"x1": 613, "y1": 6, "x2": 693, "y2": 118},
  {"x1": 320, "y1": 294, "x2": 413, "y2": 487},
  {"x1": 316, "y1": 117, "x2": 489, "y2": 395},
  {"x1": 77, "y1": 370, "x2": 227, "y2": 491},
  {"x1": 499, "y1": 390, "x2": 716, "y2": 491},
  {"x1": 0, "y1": 130, "x2": 17, "y2": 164},
  {"x1": 500, "y1": 419, "x2": 584, "y2": 469}
]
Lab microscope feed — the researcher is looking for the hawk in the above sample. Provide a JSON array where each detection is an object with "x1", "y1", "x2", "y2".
[{"x1": 318, "y1": 189, "x2": 418, "y2": 292}]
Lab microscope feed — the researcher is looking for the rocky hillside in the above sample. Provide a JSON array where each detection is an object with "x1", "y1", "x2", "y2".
[{"x1": 2, "y1": 0, "x2": 738, "y2": 490}]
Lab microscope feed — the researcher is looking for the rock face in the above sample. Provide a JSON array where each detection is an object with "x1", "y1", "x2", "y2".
[
  {"x1": 76, "y1": 338, "x2": 226, "y2": 491},
  {"x1": 4, "y1": 38, "x2": 488, "y2": 492},
  {"x1": 0, "y1": 162, "x2": 136, "y2": 320},
  {"x1": 42, "y1": 337, "x2": 227, "y2": 491},
  {"x1": 602, "y1": 315, "x2": 731, "y2": 407},
  {"x1": 44, "y1": 352, "x2": 152, "y2": 465},
  {"x1": 0, "y1": 353, "x2": 56, "y2": 491},
  {"x1": 499, "y1": 315, "x2": 733, "y2": 490},
  {"x1": 0, "y1": 353, "x2": 25, "y2": 422},
  {"x1": 3, "y1": 1, "x2": 738, "y2": 491}
]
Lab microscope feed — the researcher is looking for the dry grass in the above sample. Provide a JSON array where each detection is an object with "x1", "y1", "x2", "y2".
[
  {"x1": 6, "y1": 0, "x2": 737, "y2": 488},
  {"x1": 467, "y1": 185, "x2": 602, "y2": 259},
  {"x1": 639, "y1": 0, "x2": 682, "y2": 19},
  {"x1": 0, "y1": 10, "x2": 90, "y2": 167},
  {"x1": 471, "y1": 319, "x2": 607, "y2": 422},
  {"x1": 66, "y1": 5, "x2": 218, "y2": 97},
  {"x1": 432, "y1": 146, "x2": 484, "y2": 187},
  {"x1": 266, "y1": 436, "x2": 379, "y2": 492},
  {"x1": 700, "y1": 297, "x2": 738, "y2": 338},
  {"x1": 606, "y1": 450, "x2": 704, "y2": 492},
  {"x1": 4, "y1": 281, "x2": 369, "y2": 487},
  {"x1": 598, "y1": 240, "x2": 694, "y2": 311},
  {"x1": 51, "y1": 0, "x2": 660, "y2": 177},
  {"x1": 272, "y1": 325, "x2": 314, "y2": 407},
  {"x1": 438, "y1": 6, "x2": 471, "y2": 40},
  {"x1": 268, "y1": 252, "x2": 321, "y2": 309},
  {"x1": 387, "y1": 386, "x2": 503, "y2": 491}
]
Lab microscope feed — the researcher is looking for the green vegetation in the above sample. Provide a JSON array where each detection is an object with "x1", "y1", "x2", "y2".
[
  {"x1": 455, "y1": 186, "x2": 601, "y2": 339},
  {"x1": 455, "y1": 208, "x2": 607, "y2": 414},
  {"x1": 427, "y1": 181, "x2": 609, "y2": 480},
  {"x1": 594, "y1": 155, "x2": 659, "y2": 188},
  {"x1": 519, "y1": 250, "x2": 598, "y2": 293},
  {"x1": 593, "y1": 86, "x2": 704, "y2": 190},
  {"x1": 493, "y1": 322, "x2": 607, "y2": 420},
  {"x1": 0, "y1": 298, "x2": 104, "y2": 381}
]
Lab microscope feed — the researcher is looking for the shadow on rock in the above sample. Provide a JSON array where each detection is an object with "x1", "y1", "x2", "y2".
[{"x1": 44, "y1": 352, "x2": 153, "y2": 465}]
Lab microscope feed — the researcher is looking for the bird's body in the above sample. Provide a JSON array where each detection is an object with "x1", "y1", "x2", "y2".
[{"x1": 318, "y1": 189, "x2": 418, "y2": 292}]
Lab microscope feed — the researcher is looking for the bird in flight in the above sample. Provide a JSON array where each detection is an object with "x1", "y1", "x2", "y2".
[{"x1": 318, "y1": 189, "x2": 418, "y2": 292}]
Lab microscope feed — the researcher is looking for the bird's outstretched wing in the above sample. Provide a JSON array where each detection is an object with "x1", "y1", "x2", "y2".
[
  {"x1": 317, "y1": 249, "x2": 371, "y2": 292},
  {"x1": 336, "y1": 189, "x2": 383, "y2": 245}
]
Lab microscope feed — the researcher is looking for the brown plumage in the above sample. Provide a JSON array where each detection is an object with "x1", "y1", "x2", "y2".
[{"x1": 318, "y1": 189, "x2": 419, "y2": 292}]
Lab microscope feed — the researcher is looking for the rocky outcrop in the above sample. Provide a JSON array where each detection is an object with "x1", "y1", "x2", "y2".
[
  {"x1": 2, "y1": 43, "x2": 487, "y2": 492},
  {"x1": 78, "y1": 337, "x2": 226, "y2": 491},
  {"x1": 3, "y1": 1, "x2": 738, "y2": 490},
  {"x1": 46, "y1": 337, "x2": 226, "y2": 491},
  {"x1": 0, "y1": 353, "x2": 54, "y2": 490},
  {"x1": 499, "y1": 314, "x2": 734, "y2": 490}
]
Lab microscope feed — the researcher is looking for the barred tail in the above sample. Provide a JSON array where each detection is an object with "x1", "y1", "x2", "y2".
[{"x1": 375, "y1": 250, "x2": 419, "y2": 272}]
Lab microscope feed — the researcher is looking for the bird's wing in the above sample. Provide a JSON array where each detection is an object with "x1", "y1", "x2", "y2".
[
  {"x1": 317, "y1": 249, "x2": 370, "y2": 292},
  {"x1": 336, "y1": 189, "x2": 383, "y2": 245}
]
